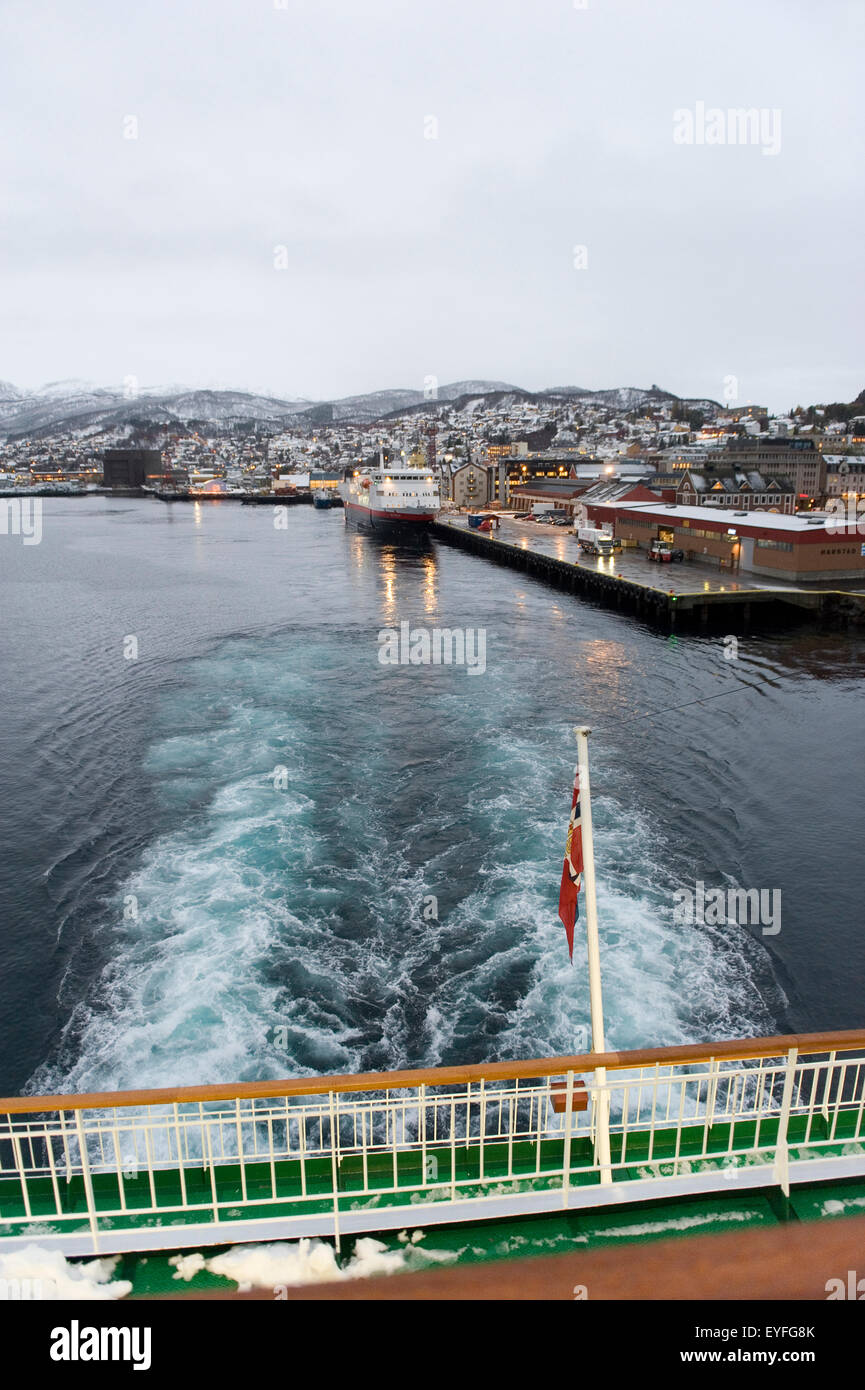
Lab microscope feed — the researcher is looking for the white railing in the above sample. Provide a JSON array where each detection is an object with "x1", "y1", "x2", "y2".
[{"x1": 1, "y1": 1031, "x2": 864, "y2": 1254}]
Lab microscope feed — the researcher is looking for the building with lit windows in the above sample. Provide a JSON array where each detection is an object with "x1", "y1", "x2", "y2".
[
  {"x1": 824, "y1": 457, "x2": 865, "y2": 503},
  {"x1": 449, "y1": 461, "x2": 495, "y2": 509},
  {"x1": 649, "y1": 467, "x2": 796, "y2": 515},
  {"x1": 584, "y1": 500, "x2": 865, "y2": 581},
  {"x1": 309, "y1": 471, "x2": 341, "y2": 494},
  {"x1": 721, "y1": 438, "x2": 825, "y2": 501}
]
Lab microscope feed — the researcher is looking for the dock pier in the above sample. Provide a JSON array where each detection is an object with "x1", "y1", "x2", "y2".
[{"x1": 433, "y1": 519, "x2": 865, "y2": 631}]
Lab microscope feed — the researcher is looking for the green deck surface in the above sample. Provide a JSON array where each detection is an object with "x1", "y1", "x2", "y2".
[{"x1": 114, "y1": 1174, "x2": 865, "y2": 1297}]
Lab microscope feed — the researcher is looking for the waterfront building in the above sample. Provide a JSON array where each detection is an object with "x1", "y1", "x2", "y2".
[
  {"x1": 585, "y1": 499, "x2": 865, "y2": 581},
  {"x1": 102, "y1": 448, "x2": 161, "y2": 489},
  {"x1": 510, "y1": 462, "x2": 657, "y2": 516},
  {"x1": 450, "y1": 460, "x2": 495, "y2": 509},
  {"x1": 273, "y1": 470, "x2": 311, "y2": 494},
  {"x1": 309, "y1": 470, "x2": 342, "y2": 495},
  {"x1": 188, "y1": 469, "x2": 227, "y2": 495},
  {"x1": 509, "y1": 479, "x2": 588, "y2": 515},
  {"x1": 571, "y1": 480, "x2": 665, "y2": 528}
]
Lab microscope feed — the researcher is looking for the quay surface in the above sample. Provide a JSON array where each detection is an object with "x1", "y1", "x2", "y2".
[{"x1": 433, "y1": 515, "x2": 865, "y2": 630}]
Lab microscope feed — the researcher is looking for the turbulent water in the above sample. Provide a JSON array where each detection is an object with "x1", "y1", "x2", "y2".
[{"x1": 0, "y1": 498, "x2": 863, "y2": 1098}]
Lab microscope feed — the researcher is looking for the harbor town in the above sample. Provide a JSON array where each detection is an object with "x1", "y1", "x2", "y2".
[{"x1": 4, "y1": 383, "x2": 865, "y2": 624}]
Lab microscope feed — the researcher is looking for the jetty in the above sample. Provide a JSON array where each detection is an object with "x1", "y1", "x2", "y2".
[{"x1": 433, "y1": 517, "x2": 865, "y2": 630}]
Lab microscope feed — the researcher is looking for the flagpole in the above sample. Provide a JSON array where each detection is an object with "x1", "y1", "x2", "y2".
[{"x1": 574, "y1": 725, "x2": 612, "y2": 1185}]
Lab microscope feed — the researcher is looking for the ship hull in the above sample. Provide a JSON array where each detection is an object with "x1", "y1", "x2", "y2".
[{"x1": 343, "y1": 500, "x2": 437, "y2": 534}]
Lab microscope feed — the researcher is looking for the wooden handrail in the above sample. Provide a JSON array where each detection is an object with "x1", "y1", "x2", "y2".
[{"x1": 2, "y1": 1028, "x2": 863, "y2": 1115}]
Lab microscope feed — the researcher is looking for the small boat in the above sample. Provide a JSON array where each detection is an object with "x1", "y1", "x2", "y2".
[
  {"x1": 313, "y1": 493, "x2": 335, "y2": 510},
  {"x1": 153, "y1": 488, "x2": 191, "y2": 502}
]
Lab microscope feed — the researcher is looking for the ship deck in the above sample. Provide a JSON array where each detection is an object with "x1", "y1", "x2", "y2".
[
  {"x1": 104, "y1": 1170, "x2": 865, "y2": 1297},
  {"x1": 3, "y1": 1030, "x2": 865, "y2": 1280}
]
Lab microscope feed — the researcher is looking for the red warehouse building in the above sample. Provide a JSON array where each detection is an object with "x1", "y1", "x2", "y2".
[{"x1": 583, "y1": 501, "x2": 865, "y2": 582}]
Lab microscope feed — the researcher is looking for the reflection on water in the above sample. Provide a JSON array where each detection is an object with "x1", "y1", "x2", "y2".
[{"x1": 422, "y1": 553, "x2": 437, "y2": 616}]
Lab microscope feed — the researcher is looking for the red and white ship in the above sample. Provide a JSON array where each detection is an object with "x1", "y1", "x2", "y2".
[{"x1": 339, "y1": 453, "x2": 440, "y2": 535}]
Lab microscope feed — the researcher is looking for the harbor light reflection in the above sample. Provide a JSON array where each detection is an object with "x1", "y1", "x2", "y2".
[
  {"x1": 380, "y1": 549, "x2": 397, "y2": 624},
  {"x1": 422, "y1": 553, "x2": 437, "y2": 615}
]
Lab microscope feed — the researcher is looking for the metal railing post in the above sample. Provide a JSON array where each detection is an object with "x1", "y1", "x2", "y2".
[
  {"x1": 73, "y1": 1109, "x2": 100, "y2": 1251},
  {"x1": 328, "y1": 1091, "x2": 341, "y2": 1253},
  {"x1": 773, "y1": 1047, "x2": 798, "y2": 1197},
  {"x1": 562, "y1": 1070, "x2": 575, "y2": 1207}
]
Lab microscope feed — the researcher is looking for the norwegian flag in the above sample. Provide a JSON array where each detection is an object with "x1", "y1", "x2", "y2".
[{"x1": 558, "y1": 763, "x2": 583, "y2": 959}]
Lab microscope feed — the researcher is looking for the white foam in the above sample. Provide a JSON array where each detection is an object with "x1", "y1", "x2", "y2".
[
  {"x1": 33, "y1": 634, "x2": 781, "y2": 1099},
  {"x1": 199, "y1": 1235, "x2": 454, "y2": 1290},
  {"x1": 0, "y1": 1246, "x2": 131, "y2": 1300},
  {"x1": 169, "y1": 1252, "x2": 207, "y2": 1282},
  {"x1": 601, "y1": 1210, "x2": 754, "y2": 1238}
]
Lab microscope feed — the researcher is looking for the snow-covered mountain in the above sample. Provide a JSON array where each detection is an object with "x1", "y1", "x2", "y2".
[
  {"x1": 0, "y1": 378, "x2": 529, "y2": 435},
  {"x1": 325, "y1": 380, "x2": 522, "y2": 422},
  {"x1": 0, "y1": 377, "x2": 720, "y2": 439},
  {"x1": 544, "y1": 384, "x2": 720, "y2": 412},
  {"x1": 0, "y1": 383, "x2": 314, "y2": 439}
]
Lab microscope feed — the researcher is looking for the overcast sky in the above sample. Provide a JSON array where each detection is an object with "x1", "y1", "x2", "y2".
[{"x1": 1, "y1": 0, "x2": 862, "y2": 411}]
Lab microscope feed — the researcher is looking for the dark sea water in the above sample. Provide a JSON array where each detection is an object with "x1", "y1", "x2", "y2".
[{"x1": 0, "y1": 497, "x2": 863, "y2": 1098}]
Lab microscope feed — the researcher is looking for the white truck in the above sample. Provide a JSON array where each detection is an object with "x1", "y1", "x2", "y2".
[{"x1": 576, "y1": 525, "x2": 617, "y2": 556}]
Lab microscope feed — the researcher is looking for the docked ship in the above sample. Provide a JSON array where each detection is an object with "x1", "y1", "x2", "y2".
[{"x1": 339, "y1": 449, "x2": 440, "y2": 535}]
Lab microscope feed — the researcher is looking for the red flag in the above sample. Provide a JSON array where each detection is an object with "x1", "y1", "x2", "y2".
[{"x1": 558, "y1": 764, "x2": 583, "y2": 959}]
